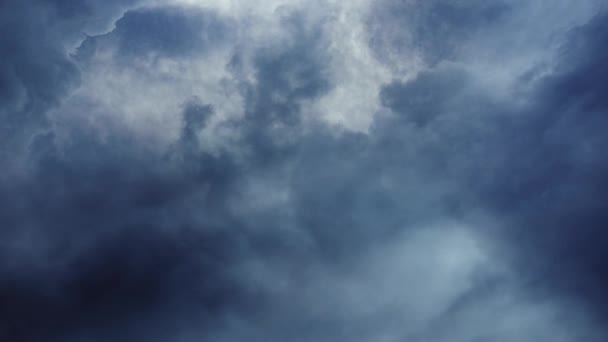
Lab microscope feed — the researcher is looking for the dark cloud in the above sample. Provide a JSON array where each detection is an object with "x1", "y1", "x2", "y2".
[
  {"x1": 0, "y1": 1, "x2": 76, "y2": 144},
  {"x1": 228, "y1": 12, "x2": 332, "y2": 164},
  {"x1": 380, "y1": 65, "x2": 476, "y2": 126},
  {"x1": 0, "y1": 101, "x2": 256, "y2": 341},
  {"x1": 0, "y1": 9, "x2": 333, "y2": 341},
  {"x1": 76, "y1": 6, "x2": 232, "y2": 62},
  {"x1": 368, "y1": 0, "x2": 510, "y2": 65},
  {"x1": 0, "y1": 0, "x2": 139, "y2": 166},
  {"x1": 376, "y1": 8, "x2": 608, "y2": 328},
  {"x1": 2, "y1": 1, "x2": 608, "y2": 341},
  {"x1": 476, "y1": 12, "x2": 608, "y2": 318}
]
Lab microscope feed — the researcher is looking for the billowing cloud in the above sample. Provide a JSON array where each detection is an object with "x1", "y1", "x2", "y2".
[{"x1": 1, "y1": 1, "x2": 608, "y2": 341}]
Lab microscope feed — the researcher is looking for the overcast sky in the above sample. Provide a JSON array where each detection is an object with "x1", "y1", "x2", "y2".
[{"x1": 2, "y1": 1, "x2": 608, "y2": 341}]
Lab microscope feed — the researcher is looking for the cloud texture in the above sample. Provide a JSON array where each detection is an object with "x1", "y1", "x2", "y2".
[{"x1": 1, "y1": 0, "x2": 608, "y2": 341}]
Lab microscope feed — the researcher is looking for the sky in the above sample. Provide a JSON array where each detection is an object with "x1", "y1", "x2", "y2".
[{"x1": 1, "y1": 0, "x2": 608, "y2": 341}]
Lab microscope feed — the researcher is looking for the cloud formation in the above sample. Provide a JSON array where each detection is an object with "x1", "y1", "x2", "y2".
[{"x1": 1, "y1": 1, "x2": 608, "y2": 341}]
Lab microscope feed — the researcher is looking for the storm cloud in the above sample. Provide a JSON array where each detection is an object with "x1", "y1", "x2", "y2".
[{"x1": 1, "y1": 1, "x2": 608, "y2": 341}]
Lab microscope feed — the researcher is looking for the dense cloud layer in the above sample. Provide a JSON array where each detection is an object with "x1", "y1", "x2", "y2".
[{"x1": 1, "y1": 1, "x2": 608, "y2": 341}]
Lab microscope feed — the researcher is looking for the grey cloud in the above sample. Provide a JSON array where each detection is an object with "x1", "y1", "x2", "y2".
[
  {"x1": 0, "y1": 103, "x2": 254, "y2": 341},
  {"x1": 368, "y1": 0, "x2": 510, "y2": 66},
  {"x1": 380, "y1": 64, "x2": 475, "y2": 126},
  {"x1": 0, "y1": 9, "x2": 334, "y2": 341},
  {"x1": 2, "y1": 1, "x2": 608, "y2": 341},
  {"x1": 376, "y1": 8, "x2": 608, "y2": 330},
  {"x1": 76, "y1": 6, "x2": 233, "y2": 63},
  {"x1": 477, "y1": 12, "x2": 608, "y2": 320},
  {"x1": 227, "y1": 11, "x2": 332, "y2": 163},
  {"x1": 0, "y1": 0, "x2": 139, "y2": 167}
]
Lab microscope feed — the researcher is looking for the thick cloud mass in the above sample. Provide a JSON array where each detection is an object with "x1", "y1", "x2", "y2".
[{"x1": 2, "y1": 1, "x2": 608, "y2": 341}]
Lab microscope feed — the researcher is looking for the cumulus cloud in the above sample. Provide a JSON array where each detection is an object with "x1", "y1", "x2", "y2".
[{"x1": 1, "y1": 0, "x2": 608, "y2": 341}]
